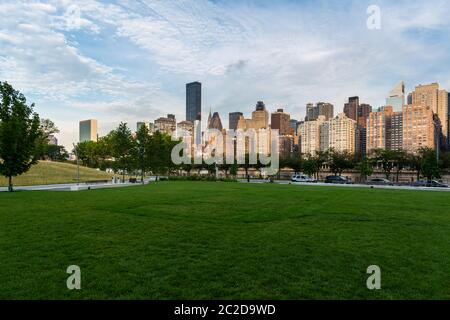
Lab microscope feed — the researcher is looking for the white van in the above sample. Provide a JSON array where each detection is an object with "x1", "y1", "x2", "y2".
[{"x1": 291, "y1": 174, "x2": 315, "y2": 183}]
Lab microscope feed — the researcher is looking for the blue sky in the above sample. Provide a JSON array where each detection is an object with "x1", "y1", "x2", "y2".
[{"x1": 1, "y1": 0, "x2": 450, "y2": 148}]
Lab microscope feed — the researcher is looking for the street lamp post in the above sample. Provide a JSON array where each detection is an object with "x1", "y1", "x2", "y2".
[{"x1": 73, "y1": 143, "x2": 80, "y2": 185}]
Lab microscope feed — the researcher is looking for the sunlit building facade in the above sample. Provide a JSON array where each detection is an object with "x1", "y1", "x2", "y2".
[
  {"x1": 412, "y1": 83, "x2": 448, "y2": 148},
  {"x1": 402, "y1": 104, "x2": 436, "y2": 153},
  {"x1": 299, "y1": 115, "x2": 325, "y2": 155},
  {"x1": 155, "y1": 114, "x2": 176, "y2": 136},
  {"x1": 79, "y1": 119, "x2": 98, "y2": 142}
]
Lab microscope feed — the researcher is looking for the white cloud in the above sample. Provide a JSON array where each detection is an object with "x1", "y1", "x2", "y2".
[{"x1": 1, "y1": 0, "x2": 450, "y2": 148}]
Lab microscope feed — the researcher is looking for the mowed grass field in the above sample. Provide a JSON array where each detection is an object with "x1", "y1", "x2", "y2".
[
  {"x1": 0, "y1": 161, "x2": 113, "y2": 187},
  {"x1": 1, "y1": 182, "x2": 450, "y2": 299}
]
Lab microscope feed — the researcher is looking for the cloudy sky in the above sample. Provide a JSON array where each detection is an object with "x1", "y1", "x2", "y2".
[{"x1": 1, "y1": 0, "x2": 450, "y2": 148}]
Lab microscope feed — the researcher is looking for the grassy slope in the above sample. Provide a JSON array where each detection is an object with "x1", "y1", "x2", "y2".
[
  {"x1": 1, "y1": 182, "x2": 450, "y2": 299},
  {"x1": 0, "y1": 161, "x2": 113, "y2": 187}
]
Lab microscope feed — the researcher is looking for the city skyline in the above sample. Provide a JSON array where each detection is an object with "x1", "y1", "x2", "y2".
[
  {"x1": 77, "y1": 76, "x2": 448, "y2": 161},
  {"x1": 1, "y1": 0, "x2": 450, "y2": 148}
]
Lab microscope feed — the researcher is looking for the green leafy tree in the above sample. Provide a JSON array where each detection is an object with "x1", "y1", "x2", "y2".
[
  {"x1": 0, "y1": 82, "x2": 42, "y2": 192},
  {"x1": 230, "y1": 161, "x2": 238, "y2": 178},
  {"x1": 203, "y1": 161, "x2": 217, "y2": 177},
  {"x1": 408, "y1": 153, "x2": 422, "y2": 181},
  {"x1": 373, "y1": 149, "x2": 396, "y2": 180},
  {"x1": 110, "y1": 123, "x2": 136, "y2": 182},
  {"x1": 393, "y1": 150, "x2": 408, "y2": 183},
  {"x1": 328, "y1": 149, "x2": 354, "y2": 176},
  {"x1": 418, "y1": 147, "x2": 441, "y2": 181},
  {"x1": 302, "y1": 157, "x2": 319, "y2": 179},
  {"x1": 355, "y1": 157, "x2": 374, "y2": 182},
  {"x1": 45, "y1": 144, "x2": 69, "y2": 161},
  {"x1": 75, "y1": 140, "x2": 98, "y2": 167},
  {"x1": 440, "y1": 151, "x2": 450, "y2": 172},
  {"x1": 314, "y1": 150, "x2": 328, "y2": 180},
  {"x1": 239, "y1": 153, "x2": 253, "y2": 181},
  {"x1": 35, "y1": 118, "x2": 60, "y2": 159},
  {"x1": 147, "y1": 131, "x2": 177, "y2": 179},
  {"x1": 218, "y1": 157, "x2": 232, "y2": 178},
  {"x1": 95, "y1": 135, "x2": 113, "y2": 170},
  {"x1": 289, "y1": 158, "x2": 303, "y2": 175},
  {"x1": 135, "y1": 125, "x2": 151, "y2": 182}
]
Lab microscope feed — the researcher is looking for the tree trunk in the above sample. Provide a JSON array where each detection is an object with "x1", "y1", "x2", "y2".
[{"x1": 8, "y1": 176, "x2": 13, "y2": 192}]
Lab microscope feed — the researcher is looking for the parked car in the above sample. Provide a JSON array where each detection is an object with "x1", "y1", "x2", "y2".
[
  {"x1": 367, "y1": 178, "x2": 394, "y2": 186},
  {"x1": 412, "y1": 180, "x2": 449, "y2": 188},
  {"x1": 291, "y1": 174, "x2": 315, "y2": 183},
  {"x1": 325, "y1": 175, "x2": 352, "y2": 184},
  {"x1": 430, "y1": 180, "x2": 449, "y2": 188}
]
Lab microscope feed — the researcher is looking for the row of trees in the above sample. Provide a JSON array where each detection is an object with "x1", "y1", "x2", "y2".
[
  {"x1": 75, "y1": 124, "x2": 179, "y2": 181},
  {"x1": 279, "y1": 148, "x2": 448, "y2": 182}
]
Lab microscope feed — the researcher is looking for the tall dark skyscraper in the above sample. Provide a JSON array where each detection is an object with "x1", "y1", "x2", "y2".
[
  {"x1": 305, "y1": 102, "x2": 334, "y2": 121},
  {"x1": 229, "y1": 112, "x2": 243, "y2": 130},
  {"x1": 271, "y1": 108, "x2": 290, "y2": 135},
  {"x1": 344, "y1": 96, "x2": 359, "y2": 121},
  {"x1": 186, "y1": 82, "x2": 202, "y2": 122},
  {"x1": 407, "y1": 93, "x2": 412, "y2": 105}
]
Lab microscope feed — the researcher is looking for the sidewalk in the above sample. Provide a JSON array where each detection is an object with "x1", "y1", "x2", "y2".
[{"x1": 0, "y1": 182, "x2": 144, "y2": 192}]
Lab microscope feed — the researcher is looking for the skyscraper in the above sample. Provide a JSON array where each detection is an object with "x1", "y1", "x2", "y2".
[
  {"x1": 356, "y1": 103, "x2": 372, "y2": 156},
  {"x1": 229, "y1": 112, "x2": 243, "y2": 131},
  {"x1": 155, "y1": 114, "x2": 176, "y2": 136},
  {"x1": 390, "y1": 111, "x2": 403, "y2": 151},
  {"x1": 271, "y1": 108, "x2": 290, "y2": 135},
  {"x1": 79, "y1": 119, "x2": 98, "y2": 142},
  {"x1": 290, "y1": 119, "x2": 298, "y2": 135},
  {"x1": 250, "y1": 101, "x2": 269, "y2": 129},
  {"x1": 412, "y1": 83, "x2": 448, "y2": 148},
  {"x1": 407, "y1": 93, "x2": 413, "y2": 105},
  {"x1": 208, "y1": 111, "x2": 223, "y2": 130},
  {"x1": 366, "y1": 106, "x2": 402, "y2": 154},
  {"x1": 177, "y1": 120, "x2": 194, "y2": 137},
  {"x1": 320, "y1": 113, "x2": 356, "y2": 154},
  {"x1": 305, "y1": 102, "x2": 334, "y2": 121},
  {"x1": 386, "y1": 81, "x2": 405, "y2": 112},
  {"x1": 305, "y1": 103, "x2": 315, "y2": 121},
  {"x1": 186, "y1": 82, "x2": 202, "y2": 122},
  {"x1": 301, "y1": 113, "x2": 356, "y2": 155},
  {"x1": 358, "y1": 104, "x2": 372, "y2": 119},
  {"x1": 343, "y1": 96, "x2": 359, "y2": 121},
  {"x1": 299, "y1": 116, "x2": 325, "y2": 155},
  {"x1": 317, "y1": 102, "x2": 334, "y2": 121},
  {"x1": 402, "y1": 104, "x2": 437, "y2": 153}
]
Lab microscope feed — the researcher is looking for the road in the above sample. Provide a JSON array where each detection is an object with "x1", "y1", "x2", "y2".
[
  {"x1": 238, "y1": 179, "x2": 450, "y2": 192},
  {"x1": 2, "y1": 179, "x2": 449, "y2": 192}
]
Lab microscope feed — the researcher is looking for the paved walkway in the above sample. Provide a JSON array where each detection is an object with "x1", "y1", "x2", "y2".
[{"x1": 0, "y1": 182, "x2": 143, "y2": 192}]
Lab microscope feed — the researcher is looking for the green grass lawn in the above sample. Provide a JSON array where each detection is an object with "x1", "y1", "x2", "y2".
[
  {"x1": 0, "y1": 161, "x2": 113, "y2": 187},
  {"x1": 1, "y1": 182, "x2": 450, "y2": 299}
]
